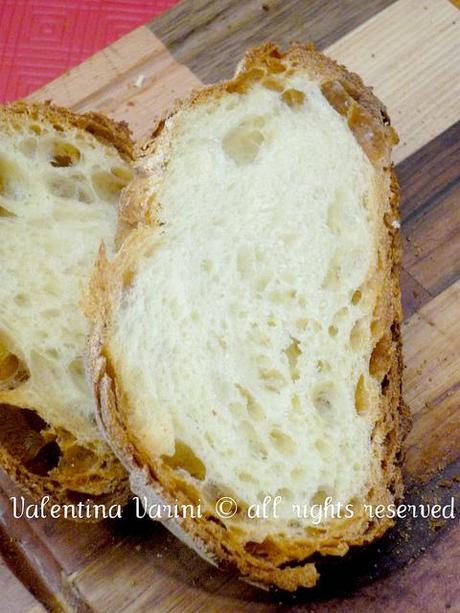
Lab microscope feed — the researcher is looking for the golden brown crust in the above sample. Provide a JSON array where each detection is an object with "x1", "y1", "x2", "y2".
[
  {"x1": 0, "y1": 100, "x2": 133, "y2": 161},
  {"x1": 0, "y1": 101, "x2": 131, "y2": 517},
  {"x1": 87, "y1": 43, "x2": 409, "y2": 583}
]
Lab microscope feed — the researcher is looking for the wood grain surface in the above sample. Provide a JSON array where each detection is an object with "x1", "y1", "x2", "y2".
[
  {"x1": 0, "y1": 558, "x2": 45, "y2": 613},
  {"x1": 2, "y1": 0, "x2": 460, "y2": 611},
  {"x1": 148, "y1": 0, "x2": 395, "y2": 81}
]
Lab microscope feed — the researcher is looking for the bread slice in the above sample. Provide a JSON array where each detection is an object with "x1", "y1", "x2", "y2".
[
  {"x1": 87, "y1": 43, "x2": 410, "y2": 586},
  {"x1": 0, "y1": 102, "x2": 132, "y2": 514}
]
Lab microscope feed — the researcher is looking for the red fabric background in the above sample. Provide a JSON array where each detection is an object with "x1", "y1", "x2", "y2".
[{"x1": 0, "y1": 0, "x2": 179, "y2": 103}]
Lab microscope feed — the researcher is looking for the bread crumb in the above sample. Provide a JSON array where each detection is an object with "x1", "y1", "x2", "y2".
[
  {"x1": 391, "y1": 220, "x2": 400, "y2": 229},
  {"x1": 133, "y1": 74, "x2": 145, "y2": 88}
]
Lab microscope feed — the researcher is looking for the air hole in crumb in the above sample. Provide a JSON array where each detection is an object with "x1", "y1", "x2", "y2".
[
  {"x1": 229, "y1": 403, "x2": 245, "y2": 418},
  {"x1": 42, "y1": 308, "x2": 60, "y2": 318},
  {"x1": 355, "y1": 374, "x2": 367, "y2": 414},
  {"x1": 18, "y1": 137, "x2": 38, "y2": 158},
  {"x1": 238, "y1": 471, "x2": 256, "y2": 483},
  {"x1": 315, "y1": 439, "x2": 328, "y2": 453},
  {"x1": 291, "y1": 467, "x2": 305, "y2": 480},
  {"x1": 350, "y1": 319, "x2": 366, "y2": 351},
  {"x1": 256, "y1": 273, "x2": 271, "y2": 292},
  {"x1": 370, "y1": 320, "x2": 379, "y2": 337},
  {"x1": 312, "y1": 383, "x2": 336, "y2": 415},
  {"x1": 381, "y1": 374, "x2": 390, "y2": 395},
  {"x1": 222, "y1": 119, "x2": 265, "y2": 165},
  {"x1": 276, "y1": 487, "x2": 293, "y2": 500},
  {"x1": 77, "y1": 187, "x2": 94, "y2": 204},
  {"x1": 322, "y1": 256, "x2": 341, "y2": 290},
  {"x1": 270, "y1": 428, "x2": 296, "y2": 454},
  {"x1": 261, "y1": 76, "x2": 284, "y2": 92},
  {"x1": 0, "y1": 353, "x2": 28, "y2": 390},
  {"x1": 352, "y1": 289, "x2": 362, "y2": 305},
  {"x1": 111, "y1": 166, "x2": 134, "y2": 183},
  {"x1": 201, "y1": 259, "x2": 213, "y2": 273},
  {"x1": 0, "y1": 155, "x2": 25, "y2": 199},
  {"x1": 43, "y1": 282, "x2": 60, "y2": 297},
  {"x1": 227, "y1": 68, "x2": 266, "y2": 93},
  {"x1": 298, "y1": 295, "x2": 307, "y2": 308},
  {"x1": 281, "y1": 88, "x2": 305, "y2": 108},
  {"x1": 335, "y1": 307, "x2": 348, "y2": 320},
  {"x1": 25, "y1": 440, "x2": 62, "y2": 476},
  {"x1": 47, "y1": 172, "x2": 92, "y2": 201},
  {"x1": 266, "y1": 58, "x2": 285, "y2": 73},
  {"x1": 236, "y1": 385, "x2": 266, "y2": 421},
  {"x1": 49, "y1": 141, "x2": 81, "y2": 167},
  {"x1": 58, "y1": 444, "x2": 98, "y2": 475},
  {"x1": 0, "y1": 404, "x2": 50, "y2": 470},
  {"x1": 47, "y1": 175, "x2": 74, "y2": 199},
  {"x1": 328, "y1": 325, "x2": 338, "y2": 337},
  {"x1": 311, "y1": 489, "x2": 329, "y2": 506},
  {"x1": 316, "y1": 360, "x2": 331, "y2": 373},
  {"x1": 204, "y1": 432, "x2": 215, "y2": 449},
  {"x1": 240, "y1": 420, "x2": 267, "y2": 458},
  {"x1": 0, "y1": 336, "x2": 29, "y2": 391},
  {"x1": 258, "y1": 368, "x2": 286, "y2": 393},
  {"x1": 162, "y1": 440, "x2": 206, "y2": 480},
  {"x1": 284, "y1": 337, "x2": 301, "y2": 381},
  {"x1": 14, "y1": 294, "x2": 30, "y2": 307},
  {"x1": 91, "y1": 170, "x2": 129, "y2": 202},
  {"x1": 296, "y1": 318, "x2": 308, "y2": 330},
  {"x1": 0, "y1": 205, "x2": 15, "y2": 217},
  {"x1": 122, "y1": 268, "x2": 135, "y2": 289},
  {"x1": 369, "y1": 334, "x2": 391, "y2": 378},
  {"x1": 327, "y1": 190, "x2": 344, "y2": 234},
  {"x1": 290, "y1": 394, "x2": 302, "y2": 415},
  {"x1": 321, "y1": 80, "x2": 354, "y2": 117},
  {"x1": 268, "y1": 290, "x2": 283, "y2": 304},
  {"x1": 68, "y1": 358, "x2": 87, "y2": 393}
]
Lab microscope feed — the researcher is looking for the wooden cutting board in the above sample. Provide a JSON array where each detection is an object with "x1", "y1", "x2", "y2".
[{"x1": 1, "y1": 0, "x2": 460, "y2": 611}]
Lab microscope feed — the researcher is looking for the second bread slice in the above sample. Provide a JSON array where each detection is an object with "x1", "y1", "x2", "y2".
[{"x1": 0, "y1": 102, "x2": 132, "y2": 514}]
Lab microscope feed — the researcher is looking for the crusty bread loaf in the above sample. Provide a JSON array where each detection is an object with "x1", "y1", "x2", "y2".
[
  {"x1": 0, "y1": 102, "x2": 131, "y2": 513},
  {"x1": 87, "y1": 44, "x2": 410, "y2": 586}
]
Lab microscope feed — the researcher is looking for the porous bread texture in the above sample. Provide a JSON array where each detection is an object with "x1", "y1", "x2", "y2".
[
  {"x1": 117, "y1": 75, "x2": 376, "y2": 517},
  {"x1": 0, "y1": 102, "x2": 131, "y2": 510},
  {"x1": 88, "y1": 44, "x2": 410, "y2": 587}
]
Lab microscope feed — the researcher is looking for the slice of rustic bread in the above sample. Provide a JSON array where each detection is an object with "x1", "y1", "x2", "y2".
[
  {"x1": 0, "y1": 102, "x2": 132, "y2": 515},
  {"x1": 87, "y1": 43, "x2": 410, "y2": 585}
]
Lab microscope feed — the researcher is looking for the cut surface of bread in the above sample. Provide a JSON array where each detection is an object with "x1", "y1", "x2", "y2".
[
  {"x1": 88, "y1": 44, "x2": 410, "y2": 586},
  {"x1": 0, "y1": 102, "x2": 132, "y2": 511}
]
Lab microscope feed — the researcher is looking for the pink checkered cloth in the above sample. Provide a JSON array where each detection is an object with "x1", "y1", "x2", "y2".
[{"x1": 0, "y1": 0, "x2": 178, "y2": 103}]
